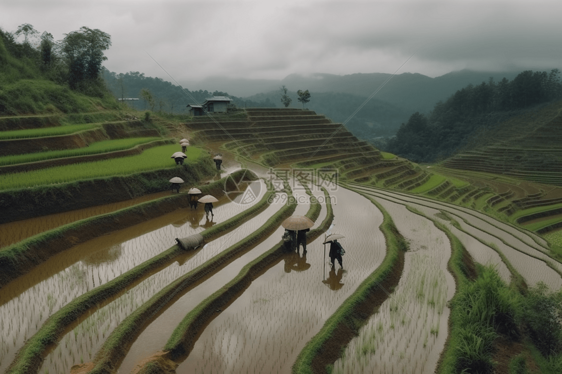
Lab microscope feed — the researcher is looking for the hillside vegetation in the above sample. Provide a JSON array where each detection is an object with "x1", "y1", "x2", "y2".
[
  {"x1": 0, "y1": 25, "x2": 216, "y2": 222},
  {"x1": 387, "y1": 69, "x2": 562, "y2": 163}
]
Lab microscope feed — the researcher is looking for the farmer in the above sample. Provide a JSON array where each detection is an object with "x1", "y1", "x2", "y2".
[
  {"x1": 174, "y1": 157, "x2": 184, "y2": 165},
  {"x1": 171, "y1": 183, "x2": 180, "y2": 193},
  {"x1": 182, "y1": 145, "x2": 187, "y2": 153},
  {"x1": 282, "y1": 229, "x2": 296, "y2": 252},
  {"x1": 329, "y1": 239, "x2": 344, "y2": 269},
  {"x1": 214, "y1": 158, "x2": 222, "y2": 170},
  {"x1": 297, "y1": 228, "x2": 310, "y2": 254},
  {"x1": 204, "y1": 202, "x2": 214, "y2": 217},
  {"x1": 189, "y1": 196, "x2": 198, "y2": 210}
]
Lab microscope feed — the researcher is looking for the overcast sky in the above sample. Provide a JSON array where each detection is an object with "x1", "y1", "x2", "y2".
[{"x1": 2, "y1": 0, "x2": 561, "y2": 84}]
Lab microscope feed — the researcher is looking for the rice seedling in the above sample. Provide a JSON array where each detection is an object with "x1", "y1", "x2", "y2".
[
  {"x1": 0, "y1": 123, "x2": 101, "y2": 140},
  {"x1": 2, "y1": 193, "x2": 259, "y2": 374},
  {"x1": 175, "y1": 187, "x2": 381, "y2": 374},
  {"x1": 330, "y1": 197, "x2": 452, "y2": 374},
  {"x1": 0, "y1": 144, "x2": 203, "y2": 191},
  {"x1": 0, "y1": 137, "x2": 161, "y2": 166}
]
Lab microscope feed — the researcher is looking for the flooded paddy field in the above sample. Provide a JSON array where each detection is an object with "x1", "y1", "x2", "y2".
[
  {"x1": 177, "y1": 187, "x2": 384, "y2": 374},
  {"x1": 118, "y1": 191, "x2": 309, "y2": 373},
  {"x1": 329, "y1": 197, "x2": 455, "y2": 374},
  {"x1": 38, "y1": 185, "x2": 284, "y2": 374},
  {"x1": 355, "y1": 186, "x2": 562, "y2": 288},
  {"x1": 352, "y1": 189, "x2": 512, "y2": 284},
  {"x1": 0, "y1": 187, "x2": 262, "y2": 373},
  {"x1": 0, "y1": 190, "x2": 172, "y2": 248},
  {"x1": 4, "y1": 168, "x2": 562, "y2": 374}
]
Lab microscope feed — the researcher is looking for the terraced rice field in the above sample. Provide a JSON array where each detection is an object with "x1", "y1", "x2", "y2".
[
  {"x1": 0, "y1": 191, "x2": 262, "y2": 373},
  {"x1": 3, "y1": 165, "x2": 560, "y2": 374},
  {"x1": 2, "y1": 108, "x2": 562, "y2": 374}
]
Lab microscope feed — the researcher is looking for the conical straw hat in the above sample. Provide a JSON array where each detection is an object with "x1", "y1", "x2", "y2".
[
  {"x1": 282, "y1": 215, "x2": 314, "y2": 230},
  {"x1": 198, "y1": 195, "x2": 218, "y2": 203}
]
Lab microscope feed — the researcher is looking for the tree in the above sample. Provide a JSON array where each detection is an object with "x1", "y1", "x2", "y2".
[
  {"x1": 297, "y1": 89, "x2": 311, "y2": 109},
  {"x1": 280, "y1": 85, "x2": 292, "y2": 107},
  {"x1": 14, "y1": 23, "x2": 38, "y2": 45},
  {"x1": 62, "y1": 27, "x2": 111, "y2": 88},
  {"x1": 40, "y1": 32, "x2": 54, "y2": 67},
  {"x1": 140, "y1": 88, "x2": 155, "y2": 111}
]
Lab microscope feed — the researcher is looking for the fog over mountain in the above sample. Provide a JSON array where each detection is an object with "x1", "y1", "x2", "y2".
[
  {"x1": 2, "y1": 1, "x2": 561, "y2": 85},
  {"x1": 189, "y1": 69, "x2": 525, "y2": 112}
]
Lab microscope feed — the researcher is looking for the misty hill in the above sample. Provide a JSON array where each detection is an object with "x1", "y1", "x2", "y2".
[
  {"x1": 102, "y1": 70, "x2": 274, "y2": 114},
  {"x1": 443, "y1": 99, "x2": 562, "y2": 186},
  {"x1": 186, "y1": 70, "x2": 524, "y2": 112},
  {"x1": 386, "y1": 69, "x2": 562, "y2": 164},
  {"x1": 245, "y1": 90, "x2": 410, "y2": 140}
]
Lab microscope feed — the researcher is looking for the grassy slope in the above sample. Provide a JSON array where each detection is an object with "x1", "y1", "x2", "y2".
[{"x1": 0, "y1": 145, "x2": 203, "y2": 190}]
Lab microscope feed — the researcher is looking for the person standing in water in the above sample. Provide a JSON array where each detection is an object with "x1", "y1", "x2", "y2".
[
  {"x1": 329, "y1": 239, "x2": 344, "y2": 269},
  {"x1": 204, "y1": 202, "x2": 214, "y2": 217}
]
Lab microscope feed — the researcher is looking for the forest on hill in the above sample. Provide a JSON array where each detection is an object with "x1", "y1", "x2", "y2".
[
  {"x1": 102, "y1": 70, "x2": 274, "y2": 114},
  {"x1": 0, "y1": 24, "x2": 118, "y2": 115},
  {"x1": 386, "y1": 69, "x2": 562, "y2": 163}
]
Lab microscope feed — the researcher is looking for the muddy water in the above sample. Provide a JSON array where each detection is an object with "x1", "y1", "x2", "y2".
[
  {"x1": 177, "y1": 186, "x2": 385, "y2": 374},
  {"x1": 357, "y1": 187, "x2": 562, "y2": 289},
  {"x1": 0, "y1": 192, "x2": 260, "y2": 374},
  {"x1": 351, "y1": 184, "x2": 550, "y2": 251},
  {"x1": 37, "y1": 182, "x2": 280, "y2": 374},
  {"x1": 333, "y1": 197, "x2": 455, "y2": 374},
  {"x1": 357, "y1": 191, "x2": 512, "y2": 284},
  {"x1": 0, "y1": 191, "x2": 173, "y2": 248},
  {"x1": 118, "y1": 191, "x2": 309, "y2": 373},
  {"x1": 456, "y1": 215, "x2": 562, "y2": 289}
]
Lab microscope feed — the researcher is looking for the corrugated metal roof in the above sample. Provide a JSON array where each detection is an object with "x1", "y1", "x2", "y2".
[
  {"x1": 187, "y1": 104, "x2": 203, "y2": 108},
  {"x1": 204, "y1": 96, "x2": 232, "y2": 102}
]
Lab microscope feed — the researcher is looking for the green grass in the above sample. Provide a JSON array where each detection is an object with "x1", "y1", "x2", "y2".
[
  {"x1": 0, "y1": 137, "x2": 161, "y2": 166},
  {"x1": 381, "y1": 151, "x2": 396, "y2": 159},
  {"x1": 0, "y1": 144, "x2": 203, "y2": 191},
  {"x1": 0, "y1": 79, "x2": 118, "y2": 116},
  {"x1": 0, "y1": 123, "x2": 101, "y2": 139},
  {"x1": 511, "y1": 202, "x2": 562, "y2": 223},
  {"x1": 523, "y1": 215, "x2": 562, "y2": 232},
  {"x1": 409, "y1": 173, "x2": 446, "y2": 194},
  {"x1": 543, "y1": 230, "x2": 562, "y2": 259}
]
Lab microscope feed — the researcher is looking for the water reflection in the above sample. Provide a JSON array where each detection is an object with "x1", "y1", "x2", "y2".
[
  {"x1": 82, "y1": 244, "x2": 123, "y2": 265},
  {"x1": 201, "y1": 216, "x2": 217, "y2": 229},
  {"x1": 283, "y1": 252, "x2": 311, "y2": 273},
  {"x1": 322, "y1": 267, "x2": 345, "y2": 290}
]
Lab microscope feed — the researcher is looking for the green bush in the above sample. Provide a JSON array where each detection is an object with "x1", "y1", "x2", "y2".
[
  {"x1": 519, "y1": 282, "x2": 562, "y2": 357},
  {"x1": 450, "y1": 266, "x2": 520, "y2": 373},
  {"x1": 509, "y1": 354, "x2": 529, "y2": 374}
]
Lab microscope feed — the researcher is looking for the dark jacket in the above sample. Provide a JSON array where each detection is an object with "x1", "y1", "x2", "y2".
[{"x1": 329, "y1": 241, "x2": 344, "y2": 258}]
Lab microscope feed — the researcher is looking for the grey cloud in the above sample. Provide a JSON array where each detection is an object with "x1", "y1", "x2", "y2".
[{"x1": 2, "y1": 0, "x2": 561, "y2": 81}]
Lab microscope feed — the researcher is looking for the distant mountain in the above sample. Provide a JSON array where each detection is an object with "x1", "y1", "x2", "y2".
[
  {"x1": 182, "y1": 77, "x2": 281, "y2": 98},
  {"x1": 184, "y1": 70, "x2": 525, "y2": 113},
  {"x1": 281, "y1": 70, "x2": 524, "y2": 112}
]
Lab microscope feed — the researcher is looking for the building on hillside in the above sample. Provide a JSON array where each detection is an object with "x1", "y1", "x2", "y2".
[
  {"x1": 187, "y1": 104, "x2": 204, "y2": 116},
  {"x1": 202, "y1": 96, "x2": 232, "y2": 113}
]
